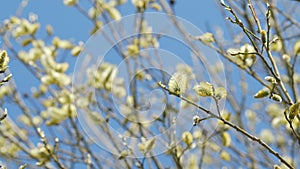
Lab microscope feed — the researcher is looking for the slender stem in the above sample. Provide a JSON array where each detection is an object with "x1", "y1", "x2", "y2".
[{"x1": 157, "y1": 82, "x2": 294, "y2": 169}]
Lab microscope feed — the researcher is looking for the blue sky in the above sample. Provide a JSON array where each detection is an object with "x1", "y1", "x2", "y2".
[{"x1": 0, "y1": 1, "x2": 224, "y2": 41}]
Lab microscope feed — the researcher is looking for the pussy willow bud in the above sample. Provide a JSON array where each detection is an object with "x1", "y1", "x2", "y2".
[
  {"x1": 193, "y1": 82, "x2": 213, "y2": 97},
  {"x1": 0, "y1": 50, "x2": 9, "y2": 73},
  {"x1": 254, "y1": 88, "x2": 270, "y2": 98},
  {"x1": 264, "y1": 76, "x2": 276, "y2": 84},
  {"x1": 289, "y1": 102, "x2": 300, "y2": 120},
  {"x1": 273, "y1": 165, "x2": 281, "y2": 169},
  {"x1": 0, "y1": 108, "x2": 7, "y2": 121},
  {"x1": 271, "y1": 94, "x2": 282, "y2": 102},
  {"x1": 261, "y1": 30, "x2": 267, "y2": 44},
  {"x1": 2, "y1": 73, "x2": 12, "y2": 82},
  {"x1": 193, "y1": 115, "x2": 201, "y2": 126},
  {"x1": 182, "y1": 131, "x2": 193, "y2": 146},
  {"x1": 282, "y1": 54, "x2": 290, "y2": 62}
]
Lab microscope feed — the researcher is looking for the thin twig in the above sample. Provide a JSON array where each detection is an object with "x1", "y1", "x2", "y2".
[{"x1": 157, "y1": 82, "x2": 294, "y2": 169}]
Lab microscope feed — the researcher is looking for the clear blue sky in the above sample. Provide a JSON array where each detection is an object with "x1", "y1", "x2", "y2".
[{"x1": 0, "y1": 0, "x2": 224, "y2": 41}]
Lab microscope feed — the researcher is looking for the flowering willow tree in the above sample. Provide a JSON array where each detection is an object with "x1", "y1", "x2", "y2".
[{"x1": 0, "y1": 0, "x2": 299, "y2": 169}]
